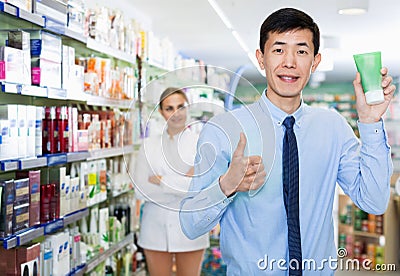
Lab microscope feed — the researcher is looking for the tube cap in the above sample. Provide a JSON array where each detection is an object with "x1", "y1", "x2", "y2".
[{"x1": 365, "y1": 90, "x2": 384, "y2": 105}]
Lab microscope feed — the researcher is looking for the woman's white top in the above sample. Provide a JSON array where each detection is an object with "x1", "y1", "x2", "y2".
[{"x1": 134, "y1": 128, "x2": 209, "y2": 252}]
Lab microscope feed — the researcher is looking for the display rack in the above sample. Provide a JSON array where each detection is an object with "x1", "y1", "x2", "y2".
[
  {"x1": 0, "y1": 3, "x2": 139, "y2": 275},
  {"x1": 0, "y1": 145, "x2": 134, "y2": 172},
  {"x1": 1, "y1": 208, "x2": 89, "y2": 249},
  {"x1": 338, "y1": 191, "x2": 399, "y2": 267},
  {"x1": 83, "y1": 233, "x2": 134, "y2": 273}
]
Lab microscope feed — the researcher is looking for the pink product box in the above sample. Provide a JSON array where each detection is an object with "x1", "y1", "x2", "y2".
[
  {"x1": 77, "y1": 129, "x2": 88, "y2": 151},
  {"x1": 31, "y1": 58, "x2": 61, "y2": 89},
  {"x1": 0, "y1": 61, "x2": 4, "y2": 79},
  {"x1": 0, "y1": 46, "x2": 31, "y2": 85}
]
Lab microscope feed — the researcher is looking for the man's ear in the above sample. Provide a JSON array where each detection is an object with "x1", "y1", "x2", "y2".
[
  {"x1": 256, "y1": 49, "x2": 265, "y2": 70},
  {"x1": 311, "y1": 53, "x2": 322, "y2": 73}
]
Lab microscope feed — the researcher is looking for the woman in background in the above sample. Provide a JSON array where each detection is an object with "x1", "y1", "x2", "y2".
[{"x1": 134, "y1": 87, "x2": 209, "y2": 276}]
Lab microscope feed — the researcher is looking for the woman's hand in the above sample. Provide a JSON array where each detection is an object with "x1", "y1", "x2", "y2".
[
  {"x1": 148, "y1": 175, "x2": 162, "y2": 185},
  {"x1": 185, "y1": 167, "x2": 194, "y2": 177}
]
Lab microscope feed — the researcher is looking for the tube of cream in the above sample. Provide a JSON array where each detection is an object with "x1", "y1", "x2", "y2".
[{"x1": 353, "y1": 51, "x2": 384, "y2": 105}]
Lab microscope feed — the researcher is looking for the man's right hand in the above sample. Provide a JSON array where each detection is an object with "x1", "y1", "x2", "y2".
[{"x1": 219, "y1": 132, "x2": 267, "y2": 196}]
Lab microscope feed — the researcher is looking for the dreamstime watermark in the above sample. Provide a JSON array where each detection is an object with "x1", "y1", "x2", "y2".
[{"x1": 257, "y1": 248, "x2": 397, "y2": 272}]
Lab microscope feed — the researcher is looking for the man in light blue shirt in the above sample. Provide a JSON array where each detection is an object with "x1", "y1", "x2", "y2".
[{"x1": 179, "y1": 7, "x2": 395, "y2": 275}]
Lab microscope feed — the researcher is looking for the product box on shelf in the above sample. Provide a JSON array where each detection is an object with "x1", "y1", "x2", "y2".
[
  {"x1": 16, "y1": 170, "x2": 41, "y2": 227},
  {"x1": 0, "y1": 46, "x2": 31, "y2": 85},
  {"x1": 26, "y1": 105, "x2": 36, "y2": 158},
  {"x1": 0, "y1": 104, "x2": 18, "y2": 160},
  {"x1": 8, "y1": 30, "x2": 30, "y2": 51},
  {"x1": 40, "y1": 167, "x2": 61, "y2": 222},
  {"x1": 14, "y1": 177, "x2": 29, "y2": 206},
  {"x1": 62, "y1": 45, "x2": 71, "y2": 90},
  {"x1": 0, "y1": 242, "x2": 40, "y2": 275},
  {"x1": 67, "y1": 0, "x2": 85, "y2": 34},
  {"x1": 76, "y1": 129, "x2": 88, "y2": 151},
  {"x1": 4, "y1": 0, "x2": 32, "y2": 12},
  {"x1": 99, "y1": 207, "x2": 109, "y2": 250},
  {"x1": 49, "y1": 166, "x2": 66, "y2": 218},
  {"x1": 0, "y1": 119, "x2": 10, "y2": 160},
  {"x1": 35, "y1": 106, "x2": 43, "y2": 156},
  {"x1": 33, "y1": 0, "x2": 68, "y2": 25},
  {"x1": 60, "y1": 174, "x2": 70, "y2": 217},
  {"x1": 17, "y1": 105, "x2": 27, "y2": 159},
  {"x1": 31, "y1": 57, "x2": 62, "y2": 89},
  {"x1": 0, "y1": 179, "x2": 14, "y2": 238},
  {"x1": 68, "y1": 64, "x2": 85, "y2": 99},
  {"x1": 13, "y1": 202, "x2": 29, "y2": 233},
  {"x1": 68, "y1": 106, "x2": 78, "y2": 152},
  {"x1": 28, "y1": 30, "x2": 62, "y2": 63},
  {"x1": 69, "y1": 176, "x2": 80, "y2": 212},
  {"x1": 46, "y1": 231, "x2": 70, "y2": 275}
]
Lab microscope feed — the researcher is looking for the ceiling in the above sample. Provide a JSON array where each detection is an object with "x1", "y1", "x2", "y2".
[{"x1": 131, "y1": 0, "x2": 400, "y2": 86}]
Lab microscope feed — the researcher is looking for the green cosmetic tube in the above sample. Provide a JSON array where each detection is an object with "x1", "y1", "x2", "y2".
[{"x1": 353, "y1": 52, "x2": 384, "y2": 105}]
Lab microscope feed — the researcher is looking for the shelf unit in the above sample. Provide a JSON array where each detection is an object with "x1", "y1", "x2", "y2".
[
  {"x1": 0, "y1": 145, "x2": 135, "y2": 172},
  {"x1": 338, "y1": 192, "x2": 399, "y2": 267},
  {"x1": 1, "y1": 208, "x2": 89, "y2": 249},
  {"x1": 84, "y1": 232, "x2": 134, "y2": 273},
  {"x1": 0, "y1": 3, "x2": 139, "y2": 275}
]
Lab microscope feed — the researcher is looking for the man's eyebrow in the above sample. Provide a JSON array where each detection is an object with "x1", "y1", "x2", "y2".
[
  {"x1": 297, "y1": 42, "x2": 310, "y2": 48},
  {"x1": 272, "y1": 41, "x2": 310, "y2": 48}
]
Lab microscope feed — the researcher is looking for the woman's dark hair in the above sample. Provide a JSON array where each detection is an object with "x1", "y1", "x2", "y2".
[
  {"x1": 159, "y1": 87, "x2": 189, "y2": 109},
  {"x1": 259, "y1": 7, "x2": 320, "y2": 56}
]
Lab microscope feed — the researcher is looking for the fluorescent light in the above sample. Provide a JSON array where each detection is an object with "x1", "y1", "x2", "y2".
[
  {"x1": 232, "y1": 30, "x2": 249, "y2": 52},
  {"x1": 207, "y1": 0, "x2": 233, "y2": 29},
  {"x1": 207, "y1": 0, "x2": 264, "y2": 76},
  {"x1": 337, "y1": 0, "x2": 368, "y2": 15}
]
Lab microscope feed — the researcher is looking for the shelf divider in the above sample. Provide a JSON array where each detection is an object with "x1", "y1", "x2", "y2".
[{"x1": 85, "y1": 233, "x2": 134, "y2": 272}]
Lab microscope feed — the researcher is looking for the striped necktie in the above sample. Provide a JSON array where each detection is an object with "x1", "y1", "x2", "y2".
[{"x1": 282, "y1": 116, "x2": 302, "y2": 275}]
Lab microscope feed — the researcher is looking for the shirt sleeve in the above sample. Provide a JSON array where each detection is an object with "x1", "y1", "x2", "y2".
[
  {"x1": 133, "y1": 142, "x2": 160, "y2": 201},
  {"x1": 134, "y1": 135, "x2": 198, "y2": 205},
  {"x1": 337, "y1": 118, "x2": 393, "y2": 214},
  {"x1": 179, "y1": 122, "x2": 235, "y2": 240}
]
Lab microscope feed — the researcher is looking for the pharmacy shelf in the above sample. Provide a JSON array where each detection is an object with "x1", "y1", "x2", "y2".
[
  {"x1": 0, "y1": 2, "x2": 44, "y2": 26},
  {"x1": 84, "y1": 233, "x2": 134, "y2": 273},
  {"x1": 66, "y1": 151, "x2": 91, "y2": 163},
  {"x1": 1, "y1": 208, "x2": 89, "y2": 249},
  {"x1": 71, "y1": 265, "x2": 86, "y2": 276},
  {"x1": 111, "y1": 187, "x2": 133, "y2": 198},
  {"x1": 85, "y1": 94, "x2": 135, "y2": 109},
  {"x1": 1, "y1": 82, "x2": 65, "y2": 99},
  {"x1": 87, "y1": 145, "x2": 135, "y2": 161},
  {"x1": 86, "y1": 37, "x2": 136, "y2": 64},
  {"x1": 0, "y1": 160, "x2": 19, "y2": 171},
  {"x1": 0, "y1": 146, "x2": 134, "y2": 172},
  {"x1": 63, "y1": 28, "x2": 87, "y2": 44},
  {"x1": 1, "y1": 82, "x2": 135, "y2": 108},
  {"x1": 353, "y1": 230, "x2": 383, "y2": 239},
  {"x1": 19, "y1": 157, "x2": 48, "y2": 170}
]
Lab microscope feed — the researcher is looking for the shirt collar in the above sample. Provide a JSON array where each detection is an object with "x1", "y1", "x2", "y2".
[{"x1": 258, "y1": 90, "x2": 305, "y2": 128}]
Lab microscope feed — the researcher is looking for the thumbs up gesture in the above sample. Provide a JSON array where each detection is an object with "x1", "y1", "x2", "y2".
[{"x1": 220, "y1": 132, "x2": 267, "y2": 196}]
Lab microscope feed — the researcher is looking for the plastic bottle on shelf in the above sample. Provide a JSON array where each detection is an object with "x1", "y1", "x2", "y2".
[
  {"x1": 42, "y1": 240, "x2": 53, "y2": 276},
  {"x1": 105, "y1": 256, "x2": 114, "y2": 276}
]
